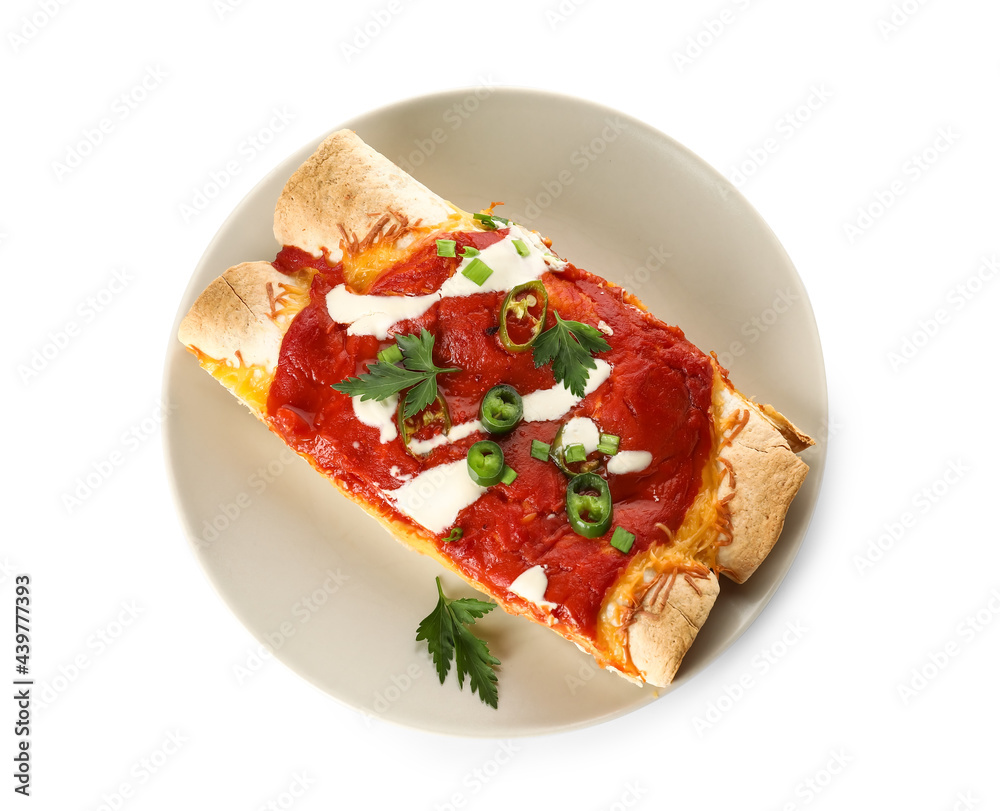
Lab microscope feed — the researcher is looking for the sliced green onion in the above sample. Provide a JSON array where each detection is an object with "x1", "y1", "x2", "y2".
[
  {"x1": 550, "y1": 420, "x2": 601, "y2": 476},
  {"x1": 565, "y1": 473, "x2": 613, "y2": 539},
  {"x1": 530, "y1": 439, "x2": 551, "y2": 461},
  {"x1": 462, "y1": 257, "x2": 494, "y2": 286},
  {"x1": 479, "y1": 384, "x2": 523, "y2": 435},
  {"x1": 377, "y1": 344, "x2": 404, "y2": 364},
  {"x1": 492, "y1": 215, "x2": 510, "y2": 225},
  {"x1": 436, "y1": 239, "x2": 457, "y2": 257},
  {"x1": 597, "y1": 433, "x2": 620, "y2": 455},
  {"x1": 512, "y1": 239, "x2": 530, "y2": 257},
  {"x1": 500, "y1": 465, "x2": 518, "y2": 486},
  {"x1": 467, "y1": 440, "x2": 505, "y2": 487},
  {"x1": 609, "y1": 526, "x2": 635, "y2": 553},
  {"x1": 473, "y1": 212, "x2": 498, "y2": 230},
  {"x1": 444, "y1": 527, "x2": 464, "y2": 543},
  {"x1": 460, "y1": 246, "x2": 480, "y2": 258}
]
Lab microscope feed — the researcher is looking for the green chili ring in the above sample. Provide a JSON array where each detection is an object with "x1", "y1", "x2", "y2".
[
  {"x1": 499, "y1": 280, "x2": 548, "y2": 352},
  {"x1": 549, "y1": 421, "x2": 600, "y2": 476},
  {"x1": 467, "y1": 440, "x2": 505, "y2": 487},
  {"x1": 565, "y1": 472, "x2": 613, "y2": 538},
  {"x1": 398, "y1": 393, "x2": 451, "y2": 459},
  {"x1": 479, "y1": 384, "x2": 524, "y2": 435}
]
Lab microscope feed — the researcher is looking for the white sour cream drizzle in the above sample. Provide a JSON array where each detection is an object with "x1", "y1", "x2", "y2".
[
  {"x1": 607, "y1": 450, "x2": 653, "y2": 475},
  {"x1": 326, "y1": 225, "x2": 554, "y2": 340},
  {"x1": 559, "y1": 416, "x2": 601, "y2": 453},
  {"x1": 406, "y1": 419, "x2": 483, "y2": 457},
  {"x1": 382, "y1": 459, "x2": 486, "y2": 534},
  {"x1": 508, "y1": 565, "x2": 558, "y2": 609},
  {"x1": 520, "y1": 360, "x2": 611, "y2": 422},
  {"x1": 351, "y1": 394, "x2": 398, "y2": 443},
  {"x1": 336, "y1": 224, "x2": 613, "y2": 536}
]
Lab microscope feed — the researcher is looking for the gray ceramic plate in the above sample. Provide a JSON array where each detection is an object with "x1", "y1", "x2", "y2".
[{"x1": 163, "y1": 87, "x2": 827, "y2": 736}]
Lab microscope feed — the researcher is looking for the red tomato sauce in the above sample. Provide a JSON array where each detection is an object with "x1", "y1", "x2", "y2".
[{"x1": 267, "y1": 232, "x2": 714, "y2": 637}]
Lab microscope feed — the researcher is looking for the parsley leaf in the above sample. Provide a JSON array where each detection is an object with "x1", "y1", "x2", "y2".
[
  {"x1": 331, "y1": 329, "x2": 459, "y2": 418},
  {"x1": 416, "y1": 577, "x2": 499, "y2": 709},
  {"x1": 532, "y1": 311, "x2": 611, "y2": 397}
]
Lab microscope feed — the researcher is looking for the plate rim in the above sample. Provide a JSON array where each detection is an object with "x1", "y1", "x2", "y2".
[{"x1": 161, "y1": 84, "x2": 828, "y2": 737}]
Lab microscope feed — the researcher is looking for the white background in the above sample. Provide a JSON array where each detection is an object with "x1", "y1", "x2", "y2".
[{"x1": 3, "y1": 0, "x2": 998, "y2": 808}]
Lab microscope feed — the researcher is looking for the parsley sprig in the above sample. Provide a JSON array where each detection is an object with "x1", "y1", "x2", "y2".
[
  {"x1": 331, "y1": 329, "x2": 459, "y2": 418},
  {"x1": 532, "y1": 311, "x2": 611, "y2": 398},
  {"x1": 416, "y1": 577, "x2": 500, "y2": 709}
]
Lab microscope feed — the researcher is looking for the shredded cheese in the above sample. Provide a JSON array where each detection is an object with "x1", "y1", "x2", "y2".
[
  {"x1": 191, "y1": 269, "x2": 315, "y2": 415},
  {"x1": 340, "y1": 209, "x2": 476, "y2": 292},
  {"x1": 596, "y1": 367, "x2": 749, "y2": 678}
]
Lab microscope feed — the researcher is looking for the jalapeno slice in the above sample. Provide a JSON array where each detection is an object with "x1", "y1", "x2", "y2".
[
  {"x1": 479, "y1": 384, "x2": 523, "y2": 435},
  {"x1": 499, "y1": 280, "x2": 548, "y2": 352},
  {"x1": 397, "y1": 393, "x2": 451, "y2": 459},
  {"x1": 565, "y1": 473, "x2": 613, "y2": 538},
  {"x1": 467, "y1": 440, "x2": 505, "y2": 487},
  {"x1": 549, "y1": 421, "x2": 601, "y2": 476}
]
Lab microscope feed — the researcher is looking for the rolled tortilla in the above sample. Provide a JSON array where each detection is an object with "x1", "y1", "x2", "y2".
[
  {"x1": 273, "y1": 129, "x2": 455, "y2": 266},
  {"x1": 714, "y1": 383, "x2": 811, "y2": 584},
  {"x1": 627, "y1": 569, "x2": 720, "y2": 686},
  {"x1": 178, "y1": 129, "x2": 814, "y2": 688}
]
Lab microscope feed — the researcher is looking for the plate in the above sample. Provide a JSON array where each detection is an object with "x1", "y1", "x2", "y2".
[{"x1": 163, "y1": 87, "x2": 827, "y2": 736}]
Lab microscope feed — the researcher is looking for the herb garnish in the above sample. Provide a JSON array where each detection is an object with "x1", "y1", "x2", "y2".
[
  {"x1": 532, "y1": 312, "x2": 611, "y2": 397},
  {"x1": 331, "y1": 329, "x2": 459, "y2": 418},
  {"x1": 416, "y1": 577, "x2": 500, "y2": 709}
]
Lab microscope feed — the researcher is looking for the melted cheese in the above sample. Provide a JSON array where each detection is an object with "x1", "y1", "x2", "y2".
[
  {"x1": 326, "y1": 223, "x2": 556, "y2": 339},
  {"x1": 192, "y1": 353, "x2": 275, "y2": 416},
  {"x1": 596, "y1": 365, "x2": 735, "y2": 677},
  {"x1": 191, "y1": 269, "x2": 315, "y2": 416},
  {"x1": 340, "y1": 209, "x2": 474, "y2": 292}
]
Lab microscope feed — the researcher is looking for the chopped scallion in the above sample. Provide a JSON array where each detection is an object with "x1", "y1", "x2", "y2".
[
  {"x1": 512, "y1": 239, "x2": 530, "y2": 257},
  {"x1": 530, "y1": 439, "x2": 551, "y2": 461},
  {"x1": 473, "y1": 212, "x2": 498, "y2": 230},
  {"x1": 444, "y1": 527, "x2": 464, "y2": 543},
  {"x1": 473, "y1": 212, "x2": 510, "y2": 230},
  {"x1": 460, "y1": 246, "x2": 480, "y2": 258},
  {"x1": 564, "y1": 443, "x2": 587, "y2": 464},
  {"x1": 436, "y1": 239, "x2": 457, "y2": 257},
  {"x1": 597, "y1": 433, "x2": 620, "y2": 455},
  {"x1": 610, "y1": 526, "x2": 635, "y2": 553},
  {"x1": 377, "y1": 344, "x2": 404, "y2": 364},
  {"x1": 500, "y1": 465, "x2": 518, "y2": 486},
  {"x1": 462, "y1": 257, "x2": 494, "y2": 286}
]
